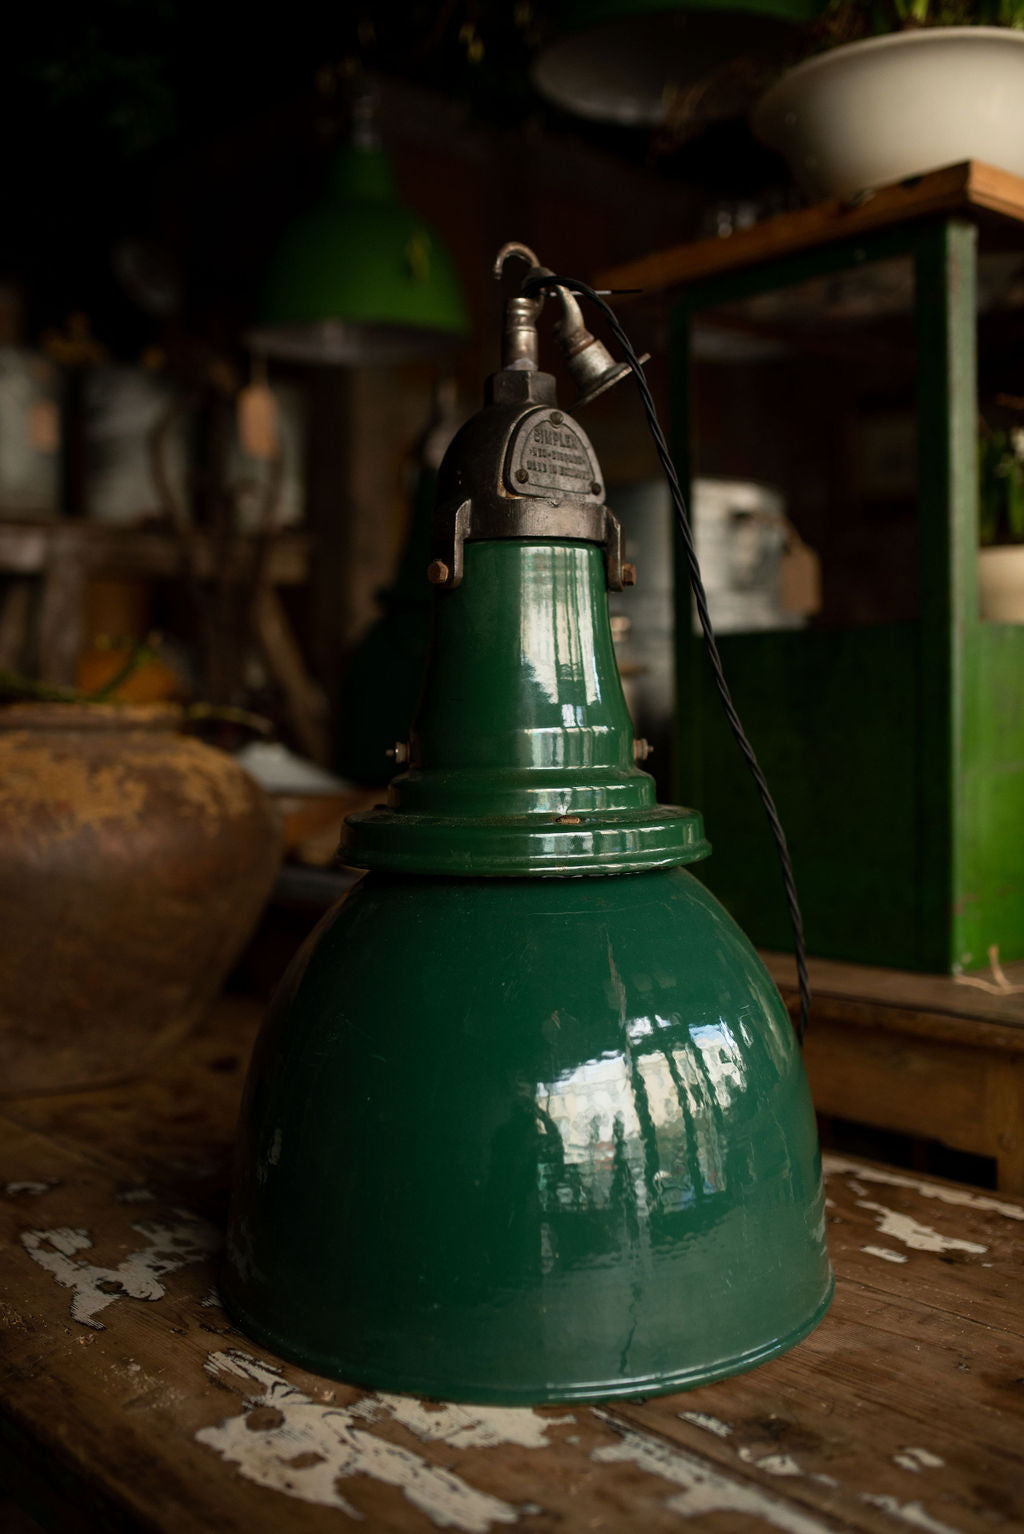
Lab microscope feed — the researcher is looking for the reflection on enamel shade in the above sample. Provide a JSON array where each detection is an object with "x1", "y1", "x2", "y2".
[
  {"x1": 520, "y1": 550, "x2": 603, "y2": 761},
  {"x1": 690, "y1": 1020, "x2": 744, "y2": 1110},
  {"x1": 536, "y1": 1017, "x2": 747, "y2": 1221}
]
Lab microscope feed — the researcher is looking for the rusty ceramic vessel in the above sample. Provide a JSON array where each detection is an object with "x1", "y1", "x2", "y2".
[{"x1": 0, "y1": 703, "x2": 282, "y2": 1094}]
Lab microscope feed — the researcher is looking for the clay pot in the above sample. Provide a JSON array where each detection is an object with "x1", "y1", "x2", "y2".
[{"x1": 0, "y1": 704, "x2": 282, "y2": 1094}]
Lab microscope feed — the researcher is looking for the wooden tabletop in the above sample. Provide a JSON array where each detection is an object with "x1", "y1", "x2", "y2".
[
  {"x1": 762, "y1": 949, "x2": 1024, "y2": 1043},
  {"x1": 1, "y1": 997, "x2": 1022, "y2": 1534},
  {"x1": 594, "y1": 161, "x2": 1024, "y2": 298}
]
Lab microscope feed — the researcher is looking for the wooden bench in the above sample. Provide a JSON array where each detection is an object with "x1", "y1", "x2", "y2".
[{"x1": 0, "y1": 995, "x2": 1021, "y2": 1533}]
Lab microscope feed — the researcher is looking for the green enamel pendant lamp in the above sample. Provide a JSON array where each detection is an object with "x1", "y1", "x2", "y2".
[
  {"x1": 222, "y1": 246, "x2": 832, "y2": 1404},
  {"x1": 249, "y1": 97, "x2": 468, "y2": 366}
]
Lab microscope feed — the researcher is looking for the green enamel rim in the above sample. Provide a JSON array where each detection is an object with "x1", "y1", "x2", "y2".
[
  {"x1": 221, "y1": 1277, "x2": 834, "y2": 1405},
  {"x1": 342, "y1": 805, "x2": 710, "y2": 875}
]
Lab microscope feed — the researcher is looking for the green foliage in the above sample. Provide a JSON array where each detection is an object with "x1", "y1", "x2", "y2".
[
  {"x1": 979, "y1": 426, "x2": 1024, "y2": 547},
  {"x1": 814, "y1": 0, "x2": 1024, "y2": 45}
]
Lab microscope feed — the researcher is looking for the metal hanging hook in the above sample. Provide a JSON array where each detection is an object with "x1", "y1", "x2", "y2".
[
  {"x1": 493, "y1": 242, "x2": 543, "y2": 282},
  {"x1": 493, "y1": 242, "x2": 550, "y2": 371}
]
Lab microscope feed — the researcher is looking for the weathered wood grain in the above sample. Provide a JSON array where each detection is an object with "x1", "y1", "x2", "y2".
[
  {"x1": 762, "y1": 952, "x2": 1024, "y2": 1040},
  {"x1": 594, "y1": 162, "x2": 1024, "y2": 298},
  {"x1": 1, "y1": 999, "x2": 1021, "y2": 1534},
  {"x1": 756, "y1": 953, "x2": 1024, "y2": 1195}
]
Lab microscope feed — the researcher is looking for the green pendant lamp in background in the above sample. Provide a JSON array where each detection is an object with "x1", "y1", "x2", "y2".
[
  {"x1": 533, "y1": 0, "x2": 822, "y2": 127},
  {"x1": 248, "y1": 94, "x2": 468, "y2": 366},
  {"x1": 222, "y1": 246, "x2": 832, "y2": 1404}
]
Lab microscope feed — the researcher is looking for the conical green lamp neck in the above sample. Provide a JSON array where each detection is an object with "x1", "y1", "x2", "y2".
[
  {"x1": 327, "y1": 143, "x2": 398, "y2": 204},
  {"x1": 343, "y1": 373, "x2": 707, "y2": 877}
]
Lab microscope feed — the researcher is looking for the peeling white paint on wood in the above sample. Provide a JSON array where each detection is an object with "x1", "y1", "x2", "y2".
[
  {"x1": 591, "y1": 1414, "x2": 833, "y2": 1534},
  {"x1": 894, "y1": 1449, "x2": 946, "y2": 1473},
  {"x1": 738, "y1": 1449, "x2": 804, "y2": 1477},
  {"x1": 680, "y1": 1413, "x2": 838, "y2": 1488},
  {"x1": 678, "y1": 1411, "x2": 732, "y2": 1438},
  {"x1": 5, "y1": 1180, "x2": 56, "y2": 1196},
  {"x1": 862, "y1": 1245, "x2": 910, "y2": 1264},
  {"x1": 373, "y1": 1393, "x2": 572, "y2": 1451},
  {"x1": 862, "y1": 1492, "x2": 963, "y2": 1534},
  {"x1": 21, "y1": 1218, "x2": 218, "y2": 1330},
  {"x1": 196, "y1": 1350, "x2": 548, "y2": 1531},
  {"x1": 824, "y1": 1156, "x2": 1024, "y2": 1221},
  {"x1": 855, "y1": 1200, "x2": 987, "y2": 1257}
]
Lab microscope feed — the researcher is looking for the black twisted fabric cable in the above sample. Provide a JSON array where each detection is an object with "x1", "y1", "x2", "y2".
[{"x1": 523, "y1": 272, "x2": 811, "y2": 1043}]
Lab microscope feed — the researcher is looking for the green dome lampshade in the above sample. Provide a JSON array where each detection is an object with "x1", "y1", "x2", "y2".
[
  {"x1": 248, "y1": 144, "x2": 469, "y2": 366},
  {"x1": 533, "y1": 0, "x2": 823, "y2": 126},
  {"x1": 222, "y1": 299, "x2": 832, "y2": 1403}
]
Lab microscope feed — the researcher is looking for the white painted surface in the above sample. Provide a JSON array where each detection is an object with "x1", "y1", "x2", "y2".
[
  {"x1": 21, "y1": 1217, "x2": 218, "y2": 1330},
  {"x1": 862, "y1": 1245, "x2": 910, "y2": 1264},
  {"x1": 681, "y1": 1411, "x2": 838, "y2": 1488},
  {"x1": 678, "y1": 1411, "x2": 732, "y2": 1438},
  {"x1": 824, "y1": 1156, "x2": 1024, "y2": 1221},
  {"x1": 746, "y1": 1452, "x2": 805, "y2": 1478},
  {"x1": 378, "y1": 1393, "x2": 571, "y2": 1451},
  {"x1": 895, "y1": 1450, "x2": 946, "y2": 1473},
  {"x1": 863, "y1": 1492, "x2": 963, "y2": 1534},
  {"x1": 591, "y1": 1414, "x2": 833, "y2": 1534},
  {"x1": 197, "y1": 1350, "x2": 563, "y2": 1531},
  {"x1": 855, "y1": 1199, "x2": 987, "y2": 1257}
]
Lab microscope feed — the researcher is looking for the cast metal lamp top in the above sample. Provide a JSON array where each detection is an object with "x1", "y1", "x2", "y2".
[{"x1": 340, "y1": 241, "x2": 704, "y2": 879}]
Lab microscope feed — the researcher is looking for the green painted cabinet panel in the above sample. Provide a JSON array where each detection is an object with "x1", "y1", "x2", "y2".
[
  {"x1": 680, "y1": 625, "x2": 921, "y2": 967},
  {"x1": 671, "y1": 216, "x2": 1024, "y2": 973},
  {"x1": 956, "y1": 623, "x2": 1024, "y2": 968}
]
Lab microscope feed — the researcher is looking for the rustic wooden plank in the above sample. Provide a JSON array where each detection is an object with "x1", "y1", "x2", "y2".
[
  {"x1": 0, "y1": 524, "x2": 310, "y2": 586},
  {"x1": 962, "y1": 159, "x2": 1024, "y2": 224},
  {"x1": 615, "y1": 1154, "x2": 1024, "y2": 1534},
  {"x1": 806, "y1": 1020, "x2": 991, "y2": 1151},
  {"x1": 2, "y1": 1005, "x2": 1022, "y2": 1534},
  {"x1": 762, "y1": 951, "x2": 1024, "y2": 1038},
  {"x1": 0, "y1": 995, "x2": 261, "y2": 1219},
  {"x1": 756, "y1": 951, "x2": 1024, "y2": 1194},
  {"x1": 0, "y1": 1117, "x2": 797, "y2": 1534},
  {"x1": 593, "y1": 161, "x2": 1024, "y2": 298}
]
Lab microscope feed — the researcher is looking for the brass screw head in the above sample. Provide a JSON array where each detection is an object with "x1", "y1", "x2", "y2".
[
  {"x1": 621, "y1": 562, "x2": 637, "y2": 586},
  {"x1": 633, "y1": 738, "x2": 653, "y2": 762},
  {"x1": 427, "y1": 559, "x2": 450, "y2": 584},
  {"x1": 591, "y1": 480, "x2": 602, "y2": 496},
  {"x1": 550, "y1": 411, "x2": 563, "y2": 426},
  {"x1": 515, "y1": 468, "x2": 529, "y2": 484}
]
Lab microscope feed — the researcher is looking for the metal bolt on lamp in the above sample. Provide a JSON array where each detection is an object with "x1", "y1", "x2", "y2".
[{"x1": 222, "y1": 246, "x2": 833, "y2": 1405}]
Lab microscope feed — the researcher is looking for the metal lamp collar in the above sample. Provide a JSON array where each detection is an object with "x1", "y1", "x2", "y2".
[{"x1": 428, "y1": 243, "x2": 642, "y2": 592}]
